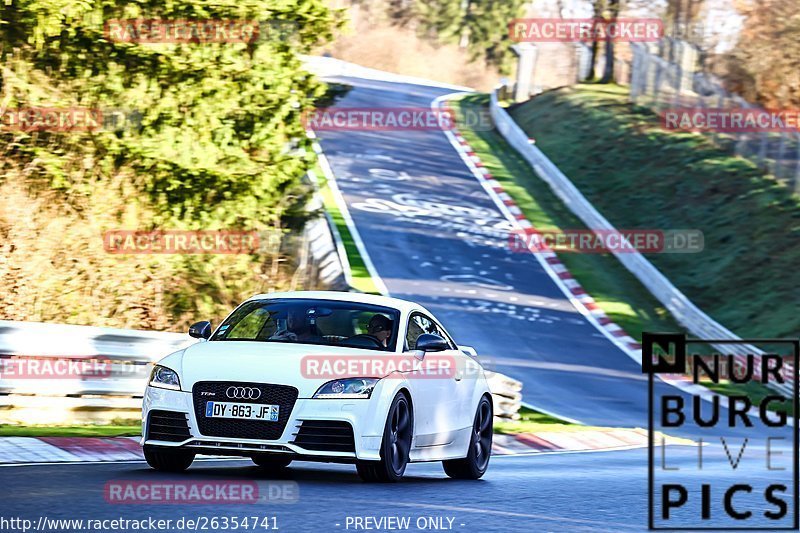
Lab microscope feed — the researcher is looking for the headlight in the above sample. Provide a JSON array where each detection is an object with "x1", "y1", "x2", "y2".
[
  {"x1": 149, "y1": 365, "x2": 181, "y2": 391},
  {"x1": 313, "y1": 378, "x2": 379, "y2": 399}
]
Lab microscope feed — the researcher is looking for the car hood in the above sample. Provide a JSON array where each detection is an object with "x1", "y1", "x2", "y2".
[{"x1": 173, "y1": 340, "x2": 397, "y2": 398}]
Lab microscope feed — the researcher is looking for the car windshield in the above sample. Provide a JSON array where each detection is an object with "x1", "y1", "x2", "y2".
[{"x1": 209, "y1": 298, "x2": 400, "y2": 351}]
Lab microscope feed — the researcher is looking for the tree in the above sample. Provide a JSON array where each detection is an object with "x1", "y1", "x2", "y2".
[
  {"x1": 599, "y1": 0, "x2": 620, "y2": 83},
  {"x1": 583, "y1": 0, "x2": 623, "y2": 83},
  {"x1": 721, "y1": 0, "x2": 800, "y2": 108},
  {"x1": 665, "y1": 0, "x2": 705, "y2": 42},
  {"x1": 413, "y1": 0, "x2": 527, "y2": 73},
  {"x1": 584, "y1": 0, "x2": 604, "y2": 81},
  {"x1": 0, "y1": 0, "x2": 340, "y2": 328}
]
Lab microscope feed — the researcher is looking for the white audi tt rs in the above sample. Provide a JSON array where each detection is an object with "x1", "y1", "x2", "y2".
[{"x1": 141, "y1": 291, "x2": 493, "y2": 482}]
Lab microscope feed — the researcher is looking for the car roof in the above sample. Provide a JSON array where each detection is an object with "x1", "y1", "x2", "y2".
[{"x1": 244, "y1": 291, "x2": 426, "y2": 315}]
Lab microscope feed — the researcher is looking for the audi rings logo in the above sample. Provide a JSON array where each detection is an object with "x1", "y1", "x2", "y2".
[{"x1": 226, "y1": 386, "x2": 261, "y2": 400}]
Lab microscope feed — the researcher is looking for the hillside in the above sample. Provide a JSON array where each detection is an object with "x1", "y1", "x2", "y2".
[{"x1": 509, "y1": 84, "x2": 800, "y2": 339}]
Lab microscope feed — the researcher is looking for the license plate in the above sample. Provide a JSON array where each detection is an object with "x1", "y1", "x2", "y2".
[{"x1": 205, "y1": 401, "x2": 279, "y2": 421}]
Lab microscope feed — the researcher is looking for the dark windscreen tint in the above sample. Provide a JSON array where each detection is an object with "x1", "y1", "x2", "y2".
[{"x1": 210, "y1": 298, "x2": 400, "y2": 351}]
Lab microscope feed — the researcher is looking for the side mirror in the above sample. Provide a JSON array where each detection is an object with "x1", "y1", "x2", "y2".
[
  {"x1": 416, "y1": 333, "x2": 448, "y2": 353},
  {"x1": 189, "y1": 321, "x2": 212, "y2": 340}
]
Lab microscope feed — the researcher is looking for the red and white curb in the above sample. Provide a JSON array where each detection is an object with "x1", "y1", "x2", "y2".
[
  {"x1": 493, "y1": 428, "x2": 692, "y2": 455},
  {"x1": 432, "y1": 96, "x2": 643, "y2": 363},
  {"x1": 493, "y1": 428, "x2": 662, "y2": 455}
]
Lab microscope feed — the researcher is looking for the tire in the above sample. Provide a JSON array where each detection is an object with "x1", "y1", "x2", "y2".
[
  {"x1": 356, "y1": 392, "x2": 412, "y2": 483},
  {"x1": 443, "y1": 395, "x2": 492, "y2": 480},
  {"x1": 252, "y1": 454, "x2": 293, "y2": 470},
  {"x1": 143, "y1": 445, "x2": 195, "y2": 472}
]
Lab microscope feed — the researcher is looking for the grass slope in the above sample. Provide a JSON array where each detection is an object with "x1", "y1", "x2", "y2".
[{"x1": 507, "y1": 84, "x2": 800, "y2": 340}]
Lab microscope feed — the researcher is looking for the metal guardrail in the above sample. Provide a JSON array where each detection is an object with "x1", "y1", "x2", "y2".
[
  {"x1": 0, "y1": 321, "x2": 196, "y2": 424},
  {"x1": 489, "y1": 90, "x2": 793, "y2": 395},
  {"x1": 0, "y1": 320, "x2": 194, "y2": 398},
  {"x1": 0, "y1": 320, "x2": 522, "y2": 423}
]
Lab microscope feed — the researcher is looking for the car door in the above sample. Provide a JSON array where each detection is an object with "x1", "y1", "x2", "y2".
[
  {"x1": 425, "y1": 315, "x2": 480, "y2": 434},
  {"x1": 402, "y1": 312, "x2": 467, "y2": 447}
]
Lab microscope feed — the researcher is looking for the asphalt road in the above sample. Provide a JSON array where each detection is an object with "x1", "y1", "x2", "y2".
[
  {"x1": 314, "y1": 73, "x2": 793, "y2": 442},
  {"x1": 1, "y1": 447, "x2": 794, "y2": 532}
]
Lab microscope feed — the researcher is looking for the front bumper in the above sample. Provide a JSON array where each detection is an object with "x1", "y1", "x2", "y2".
[{"x1": 141, "y1": 386, "x2": 385, "y2": 461}]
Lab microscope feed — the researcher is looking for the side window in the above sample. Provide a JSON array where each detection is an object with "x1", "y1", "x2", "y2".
[
  {"x1": 405, "y1": 314, "x2": 427, "y2": 350},
  {"x1": 405, "y1": 313, "x2": 455, "y2": 350}
]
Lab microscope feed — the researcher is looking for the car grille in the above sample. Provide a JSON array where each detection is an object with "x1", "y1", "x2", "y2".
[
  {"x1": 291, "y1": 420, "x2": 356, "y2": 453},
  {"x1": 147, "y1": 410, "x2": 191, "y2": 442},
  {"x1": 192, "y1": 381, "x2": 299, "y2": 440}
]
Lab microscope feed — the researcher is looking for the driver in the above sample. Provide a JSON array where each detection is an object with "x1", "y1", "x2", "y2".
[
  {"x1": 366, "y1": 314, "x2": 393, "y2": 348},
  {"x1": 270, "y1": 308, "x2": 320, "y2": 342}
]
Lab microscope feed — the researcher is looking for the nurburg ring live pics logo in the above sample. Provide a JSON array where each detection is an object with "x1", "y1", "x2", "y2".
[{"x1": 643, "y1": 332, "x2": 799, "y2": 530}]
